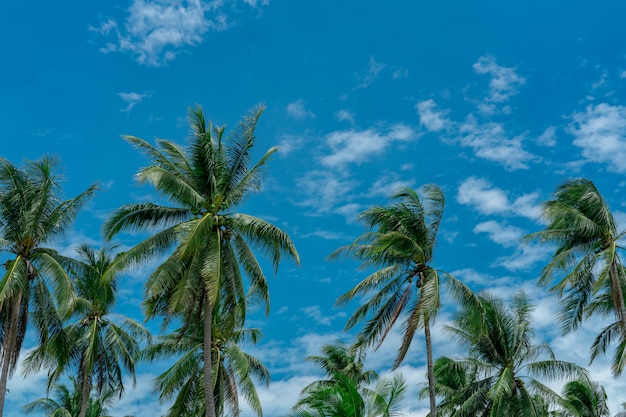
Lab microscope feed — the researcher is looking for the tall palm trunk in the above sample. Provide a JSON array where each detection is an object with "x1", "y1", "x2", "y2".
[
  {"x1": 0, "y1": 296, "x2": 21, "y2": 417},
  {"x1": 608, "y1": 255, "x2": 626, "y2": 333},
  {"x1": 78, "y1": 358, "x2": 91, "y2": 417},
  {"x1": 204, "y1": 296, "x2": 216, "y2": 417},
  {"x1": 424, "y1": 315, "x2": 437, "y2": 417}
]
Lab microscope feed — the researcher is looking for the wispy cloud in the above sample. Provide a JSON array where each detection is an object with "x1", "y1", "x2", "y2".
[
  {"x1": 320, "y1": 124, "x2": 416, "y2": 169},
  {"x1": 301, "y1": 306, "x2": 346, "y2": 326},
  {"x1": 286, "y1": 99, "x2": 315, "y2": 120},
  {"x1": 335, "y1": 109, "x2": 355, "y2": 124},
  {"x1": 458, "y1": 115, "x2": 536, "y2": 170},
  {"x1": 536, "y1": 126, "x2": 557, "y2": 147},
  {"x1": 300, "y1": 230, "x2": 352, "y2": 240},
  {"x1": 457, "y1": 176, "x2": 541, "y2": 220},
  {"x1": 416, "y1": 99, "x2": 453, "y2": 132},
  {"x1": 473, "y1": 220, "x2": 524, "y2": 248},
  {"x1": 494, "y1": 243, "x2": 546, "y2": 271},
  {"x1": 473, "y1": 55, "x2": 526, "y2": 103},
  {"x1": 277, "y1": 134, "x2": 305, "y2": 156},
  {"x1": 416, "y1": 58, "x2": 537, "y2": 171},
  {"x1": 295, "y1": 170, "x2": 358, "y2": 215},
  {"x1": 367, "y1": 173, "x2": 415, "y2": 198},
  {"x1": 118, "y1": 91, "x2": 149, "y2": 113},
  {"x1": 354, "y1": 55, "x2": 386, "y2": 89},
  {"x1": 569, "y1": 103, "x2": 626, "y2": 172},
  {"x1": 91, "y1": 0, "x2": 264, "y2": 66}
]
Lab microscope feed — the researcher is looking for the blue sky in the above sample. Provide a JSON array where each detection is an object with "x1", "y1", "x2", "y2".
[{"x1": 2, "y1": 0, "x2": 626, "y2": 415}]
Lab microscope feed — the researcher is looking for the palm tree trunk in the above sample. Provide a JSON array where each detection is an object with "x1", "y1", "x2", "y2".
[
  {"x1": 204, "y1": 296, "x2": 216, "y2": 417},
  {"x1": 424, "y1": 315, "x2": 437, "y2": 417},
  {"x1": 78, "y1": 365, "x2": 91, "y2": 417},
  {"x1": 608, "y1": 256, "x2": 626, "y2": 333},
  {"x1": 0, "y1": 296, "x2": 21, "y2": 417}
]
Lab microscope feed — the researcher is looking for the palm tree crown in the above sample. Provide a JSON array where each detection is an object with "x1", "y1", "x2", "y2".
[
  {"x1": 432, "y1": 291, "x2": 587, "y2": 417},
  {"x1": 0, "y1": 156, "x2": 97, "y2": 416},
  {"x1": 527, "y1": 178, "x2": 626, "y2": 374},
  {"x1": 23, "y1": 244, "x2": 148, "y2": 417}
]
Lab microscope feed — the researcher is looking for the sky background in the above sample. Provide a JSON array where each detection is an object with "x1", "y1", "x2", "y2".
[{"x1": 2, "y1": 0, "x2": 626, "y2": 415}]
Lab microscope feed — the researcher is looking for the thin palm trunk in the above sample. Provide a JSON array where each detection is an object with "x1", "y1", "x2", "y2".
[
  {"x1": 204, "y1": 295, "x2": 216, "y2": 417},
  {"x1": 424, "y1": 316, "x2": 437, "y2": 417},
  {"x1": 78, "y1": 361, "x2": 91, "y2": 417},
  {"x1": 608, "y1": 256, "x2": 626, "y2": 333},
  {"x1": 0, "y1": 296, "x2": 21, "y2": 417}
]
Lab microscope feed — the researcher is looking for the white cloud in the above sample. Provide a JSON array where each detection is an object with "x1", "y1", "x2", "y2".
[
  {"x1": 301, "y1": 305, "x2": 347, "y2": 326},
  {"x1": 300, "y1": 230, "x2": 352, "y2": 240},
  {"x1": 277, "y1": 134, "x2": 304, "y2": 156},
  {"x1": 295, "y1": 170, "x2": 358, "y2": 215},
  {"x1": 457, "y1": 176, "x2": 541, "y2": 220},
  {"x1": 416, "y1": 99, "x2": 452, "y2": 132},
  {"x1": 494, "y1": 243, "x2": 547, "y2": 271},
  {"x1": 320, "y1": 124, "x2": 416, "y2": 169},
  {"x1": 334, "y1": 203, "x2": 362, "y2": 223},
  {"x1": 243, "y1": 0, "x2": 269, "y2": 6},
  {"x1": 458, "y1": 115, "x2": 536, "y2": 170},
  {"x1": 92, "y1": 0, "x2": 233, "y2": 66},
  {"x1": 367, "y1": 174, "x2": 415, "y2": 198},
  {"x1": 354, "y1": 55, "x2": 387, "y2": 89},
  {"x1": 569, "y1": 103, "x2": 626, "y2": 172},
  {"x1": 286, "y1": 99, "x2": 315, "y2": 120},
  {"x1": 473, "y1": 220, "x2": 524, "y2": 248},
  {"x1": 536, "y1": 126, "x2": 557, "y2": 147},
  {"x1": 473, "y1": 55, "x2": 526, "y2": 103},
  {"x1": 392, "y1": 66, "x2": 409, "y2": 79},
  {"x1": 335, "y1": 109, "x2": 356, "y2": 124},
  {"x1": 118, "y1": 91, "x2": 149, "y2": 113}
]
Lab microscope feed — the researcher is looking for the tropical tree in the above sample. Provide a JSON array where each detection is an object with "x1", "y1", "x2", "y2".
[
  {"x1": 303, "y1": 341, "x2": 378, "y2": 392},
  {"x1": 0, "y1": 156, "x2": 97, "y2": 415},
  {"x1": 23, "y1": 244, "x2": 149, "y2": 417},
  {"x1": 103, "y1": 104, "x2": 299, "y2": 417},
  {"x1": 23, "y1": 376, "x2": 130, "y2": 417},
  {"x1": 526, "y1": 178, "x2": 626, "y2": 374},
  {"x1": 331, "y1": 185, "x2": 475, "y2": 417},
  {"x1": 555, "y1": 378, "x2": 610, "y2": 417},
  {"x1": 290, "y1": 372, "x2": 406, "y2": 417},
  {"x1": 431, "y1": 291, "x2": 587, "y2": 417},
  {"x1": 141, "y1": 288, "x2": 270, "y2": 417},
  {"x1": 290, "y1": 342, "x2": 406, "y2": 417}
]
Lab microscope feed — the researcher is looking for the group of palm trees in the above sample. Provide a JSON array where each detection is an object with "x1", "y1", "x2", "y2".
[{"x1": 0, "y1": 103, "x2": 624, "y2": 417}]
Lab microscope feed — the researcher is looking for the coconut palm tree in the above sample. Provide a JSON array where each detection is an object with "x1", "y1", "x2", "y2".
[
  {"x1": 290, "y1": 372, "x2": 406, "y2": 417},
  {"x1": 556, "y1": 378, "x2": 610, "y2": 417},
  {"x1": 526, "y1": 178, "x2": 626, "y2": 374},
  {"x1": 332, "y1": 185, "x2": 475, "y2": 417},
  {"x1": 103, "y1": 104, "x2": 299, "y2": 417},
  {"x1": 290, "y1": 342, "x2": 406, "y2": 417},
  {"x1": 141, "y1": 287, "x2": 270, "y2": 417},
  {"x1": 23, "y1": 244, "x2": 149, "y2": 417},
  {"x1": 432, "y1": 291, "x2": 587, "y2": 417},
  {"x1": 0, "y1": 156, "x2": 97, "y2": 416},
  {"x1": 303, "y1": 341, "x2": 378, "y2": 393},
  {"x1": 23, "y1": 376, "x2": 130, "y2": 417}
]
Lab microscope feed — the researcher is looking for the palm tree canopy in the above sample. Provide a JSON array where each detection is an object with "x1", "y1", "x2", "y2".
[
  {"x1": 558, "y1": 378, "x2": 610, "y2": 417},
  {"x1": 103, "y1": 104, "x2": 299, "y2": 321},
  {"x1": 526, "y1": 178, "x2": 626, "y2": 374},
  {"x1": 432, "y1": 291, "x2": 587, "y2": 417},
  {"x1": 290, "y1": 342, "x2": 406, "y2": 417},
  {"x1": 141, "y1": 298, "x2": 270, "y2": 417},
  {"x1": 23, "y1": 244, "x2": 149, "y2": 401},
  {"x1": 332, "y1": 186, "x2": 446, "y2": 363}
]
